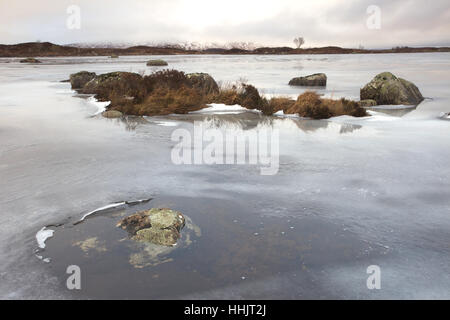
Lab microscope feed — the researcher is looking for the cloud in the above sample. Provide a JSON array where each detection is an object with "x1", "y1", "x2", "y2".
[{"x1": 0, "y1": 0, "x2": 449, "y2": 48}]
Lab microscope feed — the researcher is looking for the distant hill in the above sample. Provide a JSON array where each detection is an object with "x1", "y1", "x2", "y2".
[{"x1": 0, "y1": 41, "x2": 449, "y2": 57}]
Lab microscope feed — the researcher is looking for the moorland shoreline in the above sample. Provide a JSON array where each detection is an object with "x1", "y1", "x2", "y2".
[{"x1": 1, "y1": 41, "x2": 450, "y2": 57}]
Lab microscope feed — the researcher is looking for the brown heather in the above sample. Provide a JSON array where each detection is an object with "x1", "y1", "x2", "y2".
[{"x1": 77, "y1": 69, "x2": 367, "y2": 120}]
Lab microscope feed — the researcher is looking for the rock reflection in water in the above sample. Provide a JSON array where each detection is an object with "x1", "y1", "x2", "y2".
[
  {"x1": 365, "y1": 105, "x2": 417, "y2": 117},
  {"x1": 111, "y1": 111, "x2": 363, "y2": 135}
]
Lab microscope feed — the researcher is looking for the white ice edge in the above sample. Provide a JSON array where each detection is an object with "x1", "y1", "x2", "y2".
[
  {"x1": 273, "y1": 110, "x2": 300, "y2": 118},
  {"x1": 79, "y1": 201, "x2": 126, "y2": 222},
  {"x1": 36, "y1": 227, "x2": 54, "y2": 249},
  {"x1": 87, "y1": 96, "x2": 111, "y2": 115},
  {"x1": 365, "y1": 110, "x2": 398, "y2": 121},
  {"x1": 35, "y1": 198, "x2": 151, "y2": 251},
  {"x1": 77, "y1": 198, "x2": 151, "y2": 223},
  {"x1": 189, "y1": 103, "x2": 262, "y2": 114},
  {"x1": 368, "y1": 104, "x2": 416, "y2": 110}
]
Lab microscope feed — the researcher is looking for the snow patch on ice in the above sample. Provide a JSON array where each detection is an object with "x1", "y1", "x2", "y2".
[
  {"x1": 190, "y1": 104, "x2": 261, "y2": 115},
  {"x1": 87, "y1": 96, "x2": 110, "y2": 115},
  {"x1": 365, "y1": 110, "x2": 399, "y2": 122},
  {"x1": 273, "y1": 110, "x2": 300, "y2": 118},
  {"x1": 36, "y1": 227, "x2": 54, "y2": 249}
]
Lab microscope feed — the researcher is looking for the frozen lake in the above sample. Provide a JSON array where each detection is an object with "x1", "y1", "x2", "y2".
[{"x1": 0, "y1": 53, "x2": 449, "y2": 299}]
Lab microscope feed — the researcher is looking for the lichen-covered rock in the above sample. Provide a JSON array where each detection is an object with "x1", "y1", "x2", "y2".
[
  {"x1": 117, "y1": 208, "x2": 185, "y2": 246},
  {"x1": 358, "y1": 99, "x2": 378, "y2": 107},
  {"x1": 186, "y1": 73, "x2": 219, "y2": 95},
  {"x1": 133, "y1": 228, "x2": 180, "y2": 246},
  {"x1": 146, "y1": 59, "x2": 168, "y2": 66},
  {"x1": 69, "y1": 71, "x2": 96, "y2": 89},
  {"x1": 20, "y1": 57, "x2": 41, "y2": 63},
  {"x1": 289, "y1": 73, "x2": 327, "y2": 87},
  {"x1": 360, "y1": 72, "x2": 424, "y2": 105},
  {"x1": 81, "y1": 71, "x2": 143, "y2": 97},
  {"x1": 128, "y1": 214, "x2": 200, "y2": 268},
  {"x1": 101, "y1": 110, "x2": 123, "y2": 118}
]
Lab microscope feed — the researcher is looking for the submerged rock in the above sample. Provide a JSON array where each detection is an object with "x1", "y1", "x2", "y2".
[
  {"x1": 101, "y1": 110, "x2": 123, "y2": 118},
  {"x1": 128, "y1": 214, "x2": 200, "y2": 268},
  {"x1": 360, "y1": 72, "x2": 424, "y2": 105},
  {"x1": 289, "y1": 73, "x2": 327, "y2": 87},
  {"x1": 146, "y1": 59, "x2": 168, "y2": 66},
  {"x1": 69, "y1": 71, "x2": 96, "y2": 89},
  {"x1": 73, "y1": 237, "x2": 107, "y2": 253},
  {"x1": 117, "y1": 208, "x2": 185, "y2": 246},
  {"x1": 186, "y1": 73, "x2": 219, "y2": 95},
  {"x1": 20, "y1": 57, "x2": 41, "y2": 63}
]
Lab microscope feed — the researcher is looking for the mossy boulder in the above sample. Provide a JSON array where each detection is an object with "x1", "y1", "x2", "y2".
[
  {"x1": 289, "y1": 73, "x2": 327, "y2": 87},
  {"x1": 358, "y1": 99, "x2": 377, "y2": 107},
  {"x1": 110, "y1": 54, "x2": 119, "y2": 58},
  {"x1": 69, "y1": 71, "x2": 96, "y2": 89},
  {"x1": 81, "y1": 71, "x2": 144, "y2": 100},
  {"x1": 117, "y1": 208, "x2": 185, "y2": 246},
  {"x1": 360, "y1": 72, "x2": 424, "y2": 105},
  {"x1": 101, "y1": 110, "x2": 123, "y2": 118},
  {"x1": 146, "y1": 59, "x2": 168, "y2": 66},
  {"x1": 186, "y1": 73, "x2": 219, "y2": 95},
  {"x1": 133, "y1": 228, "x2": 180, "y2": 246},
  {"x1": 20, "y1": 57, "x2": 41, "y2": 63}
]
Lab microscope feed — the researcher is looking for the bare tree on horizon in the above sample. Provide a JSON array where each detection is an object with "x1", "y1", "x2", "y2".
[{"x1": 293, "y1": 37, "x2": 305, "y2": 49}]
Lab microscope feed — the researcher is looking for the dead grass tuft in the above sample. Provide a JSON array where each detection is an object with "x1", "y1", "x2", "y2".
[{"x1": 285, "y1": 91, "x2": 367, "y2": 119}]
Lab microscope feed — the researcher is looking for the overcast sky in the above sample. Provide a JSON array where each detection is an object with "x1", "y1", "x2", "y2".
[{"x1": 1, "y1": 0, "x2": 449, "y2": 48}]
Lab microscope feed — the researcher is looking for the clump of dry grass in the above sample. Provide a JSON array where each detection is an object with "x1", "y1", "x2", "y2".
[
  {"x1": 206, "y1": 81, "x2": 240, "y2": 105},
  {"x1": 207, "y1": 82, "x2": 274, "y2": 115},
  {"x1": 112, "y1": 86, "x2": 206, "y2": 116},
  {"x1": 81, "y1": 69, "x2": 366, "y2": 119},
  {"x1": 287, "y1": 91, "x2": 332, "y2": 119},
  {"x1": 268, "y1": 97, "x2": 296, "y2": 113},
  {"x1": 108, "y1": 70, "x2": 204, "y2": 115},
  {"x1": 90, "y1": 72, "x2": 147, "y2": 102},
  {"x1": 144, "y1": 69, "x2": 190, "y2": 91},
  {"x1": 284, "y1": 91, "x2": 367, "y2": 119},
  {"x1": 322, "y1": 97, "x2": 368, "y2": 117}
]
